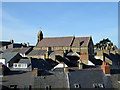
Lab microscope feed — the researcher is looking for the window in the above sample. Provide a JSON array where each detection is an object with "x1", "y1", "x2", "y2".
[
  {"x1": 45, "y1": 85, "x2": 51, "y2": 90},
  {"x1": 9, "y1": 85, "x2": 17, "y2": 89},
  {"x1": 18, "y1": 64, "x2": 21, "y2": 67},
  {"x1": 93, "y1": 83, "x2": 104, "y2": 88},
  {"x1": 13, "y1": 63, "x2": 27, "y2": 68},
  {"x1": 24, "y1": 85, "x2": 31, "y2": 90},
  {"x1": 98, "y1": 84, "x2": 104, "y2": 88},
  {"x1": 74, "y1": 84, "x2": 81, "y2": 88}
]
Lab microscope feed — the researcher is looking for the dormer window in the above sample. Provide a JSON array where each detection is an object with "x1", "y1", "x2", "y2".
[
  {"x1": 74, "y1": 83, "x2": 81, "y2": 88},
  {"x1": 93, "y1": 83, "x2": 104, "y2": 88}
]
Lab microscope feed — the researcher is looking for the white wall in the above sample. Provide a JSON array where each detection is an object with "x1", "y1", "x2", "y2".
[
  {"x1": 0, "y1": 59, "x2": 6, "y2": 65},
  {"x1": 54, "y1": 63, "x2": 68, "y2": 69}
]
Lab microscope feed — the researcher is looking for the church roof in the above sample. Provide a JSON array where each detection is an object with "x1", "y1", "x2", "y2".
[
  {"x1": 72, "y1": 37, "x2": 90, "y2": 47},
  {"x1": 36, "y1": 36, "x2": 74, "y2": 47},
  {"x1": 36, "y1": 36, "x2": 90, "y2": 47}
]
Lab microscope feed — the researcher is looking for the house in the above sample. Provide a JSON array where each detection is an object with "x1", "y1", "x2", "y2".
[
  {"x1": 0, "y1": 52, "x2": 22, "y2": 67},
  {"x1": 0, "y1": 40, "x2": 33, "y2": 52},
  {"x1": 68, "y1": 69, "x2": 113, "y2": 88},
  {"x1": 0, "y1": 41, "x2": 12, "y2": 51},
  {"x1": 11, "y1": 57, "x2": 32, "y2": 71}
]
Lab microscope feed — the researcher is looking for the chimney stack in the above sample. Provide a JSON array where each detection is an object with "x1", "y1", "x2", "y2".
[
  {"x1": 101, "y1": 62, "x2": 110, "y2": 74},
  {"x1": 27, "y1": 42, "x2": 29, "y2": 47},
  {"x1": 78, "y1": 59, "x2": 83, "y2": 69},
  {"x1": 10, "y1": 40, "x2": 14, "y2": 44},
  {"x1": 64, "y1": 68, "x2": 68, "y2": 73},
  {"x1": 33, "y1": 68, "x2": 38, "y2": 76}
]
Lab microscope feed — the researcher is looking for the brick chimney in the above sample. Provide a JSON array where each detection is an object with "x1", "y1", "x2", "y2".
[{"x1": 101, "y1": 62, "x2": 110, "y2": 74}]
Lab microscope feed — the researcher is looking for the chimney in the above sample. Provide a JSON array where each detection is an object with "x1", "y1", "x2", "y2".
[
  {"x1": 7, "y1": 63, "x2": 9, "y2": 67},
  {"x1": 78, "y1": 59, "x2": 83, "y2": 69},
  {"x1": 101, "y1": 62, "x2": 110, "y2": 74},
  {"x1": 47, "y1": 47, "x2": 51, "y2": 52},
  {"x1": 10, "y1": 40, "x2": 14, "y2": 44},
  {"x1": 33, "y1": 68, "x2": 38, "y2": 76},
  {"x1": 27, "y1": 42, "x2": 29, "y2": 47},
  {"x1": 64, "y1": 68, "x2": 68, "y2": 73},
  {"x1": 0, "y1": 64, "x2": 4, "y2": 76},
  {"x1": 46, "y1": 47, "x2": 51, "y2": 59}
]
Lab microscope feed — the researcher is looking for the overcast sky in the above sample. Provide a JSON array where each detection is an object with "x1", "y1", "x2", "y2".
[{"x1": 1, "y1": 2, "x2": 118, "y2": 47}]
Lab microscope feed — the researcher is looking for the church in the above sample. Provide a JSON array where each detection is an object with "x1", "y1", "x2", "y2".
[{"x1": 32, "y1": 30, "x2": 94, "y2": 65}]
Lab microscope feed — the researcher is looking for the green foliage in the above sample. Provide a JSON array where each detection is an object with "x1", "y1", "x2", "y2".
[{"x1": 94, "y1": 38, "x2": 114, "y2": 50}]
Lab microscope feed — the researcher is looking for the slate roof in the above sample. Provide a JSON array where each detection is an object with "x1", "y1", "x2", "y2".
[
  {"x1": 18, "y1": 58, "x2": 31, "y2": 64},
  {"x1": 72, "y1": 37, "x2": 90, "y2": 47},
  {"x1": 68, "y1": 69, "x2": 113, "y2": 88},
  {"x1": 10, "y1": 58, "x2": 32, "y2": 71},
  {"x1": 36, "y1": 36, "x2": 90, "y2": 47},
  {"x1": 19, "y1": 47, "x2": 32, "y2": 54},
  {"x1": 27, "y1": 50, "x2": 47, "y2": 56},
  {"x1": 0, "y1": 51, "x2": 3, "y2": 54},
  {"x1": 0, "y1": 41, "x2": 11, "y2": 48},
  {"x1": 34, "y1": 68, "x2": 68, "y2": 88},
  {"x1": 3, "y1": 47, "x2": 32, "y2": 55},
  {"x1": 31, "y1": 58, "x2": 52, "y2": 70},
  {"x1": 0, "y1": 52, "x2": 18, "y2": 63},
  {"x1": 2, "y1": 71, "x2": 34, "y2": 89},
  {"x1": 36, "y1": 36, "x2": 74, "y2": 47}
]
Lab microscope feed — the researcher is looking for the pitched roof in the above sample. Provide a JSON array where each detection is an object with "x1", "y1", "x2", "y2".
[
  {"x1": 0, "y1": 41, "x2": 11, "y2": 48},
  {"x1": 27, "y1": 50, "x2": 47, "y2": 56},
  {"x1": 31, "y1": 58, "x2": 52, "y2": 70},
  {"x1": 2, "y1": 71, "x2": 34, "y2": 89},
  {"x1": 72, "y1": 37, "x2": 90, "y2": 47},
  {"x1": 34, "y1": 68, "x2": 68, "y2": 88},
  {"x1": 36, "y1": 36, "x2": 90, "y2": 47},
  {"x1": 68, "y1": 69, "x2": 113, "y2": 88},
  {"x1": 36, "y1": 36, "x2": 74, "y2": 47},
  {"x1": 0, "y1": 52, "x2": 18, "y2": 63},
  {"x1": 3, "y1": 47, "x2": 32, "y2": 55}
]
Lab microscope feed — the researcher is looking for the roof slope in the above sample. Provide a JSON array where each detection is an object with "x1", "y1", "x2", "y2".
[
  {"x1": 31, "y1": 59, "x2": 52, "y2": 70},
  {"x1": 34, "y1": 68, "x2": 68, "y2": 88},
  {"x1": 72, "y1": 37, "x2": 90, "y2": 47},
  {"x1": 36, "y1": 36, "x2": 74, "y2": 47},
  {"x1": 36, "y1": 36, "x2": 90, "y2": 47},
  {"x1": 68, "y1": 69, "x2": 113, "y2": 88},
  {"x1": 0, "y1": 41, "x2": 11, "y2": 48},
  {"x1": 27, "y1": 50, "x2": 47, "y2": 56},
  {"x1": 0, "y1": 52, "x2": 18, "y2": 62},
  {"x1": 3, "y1": 47, "x2": 32, "y2": 54}
]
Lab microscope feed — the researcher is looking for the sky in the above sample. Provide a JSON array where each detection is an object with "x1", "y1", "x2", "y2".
[{"x1": 1, "y1": 2, "x2": 118, "y2": 47}]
